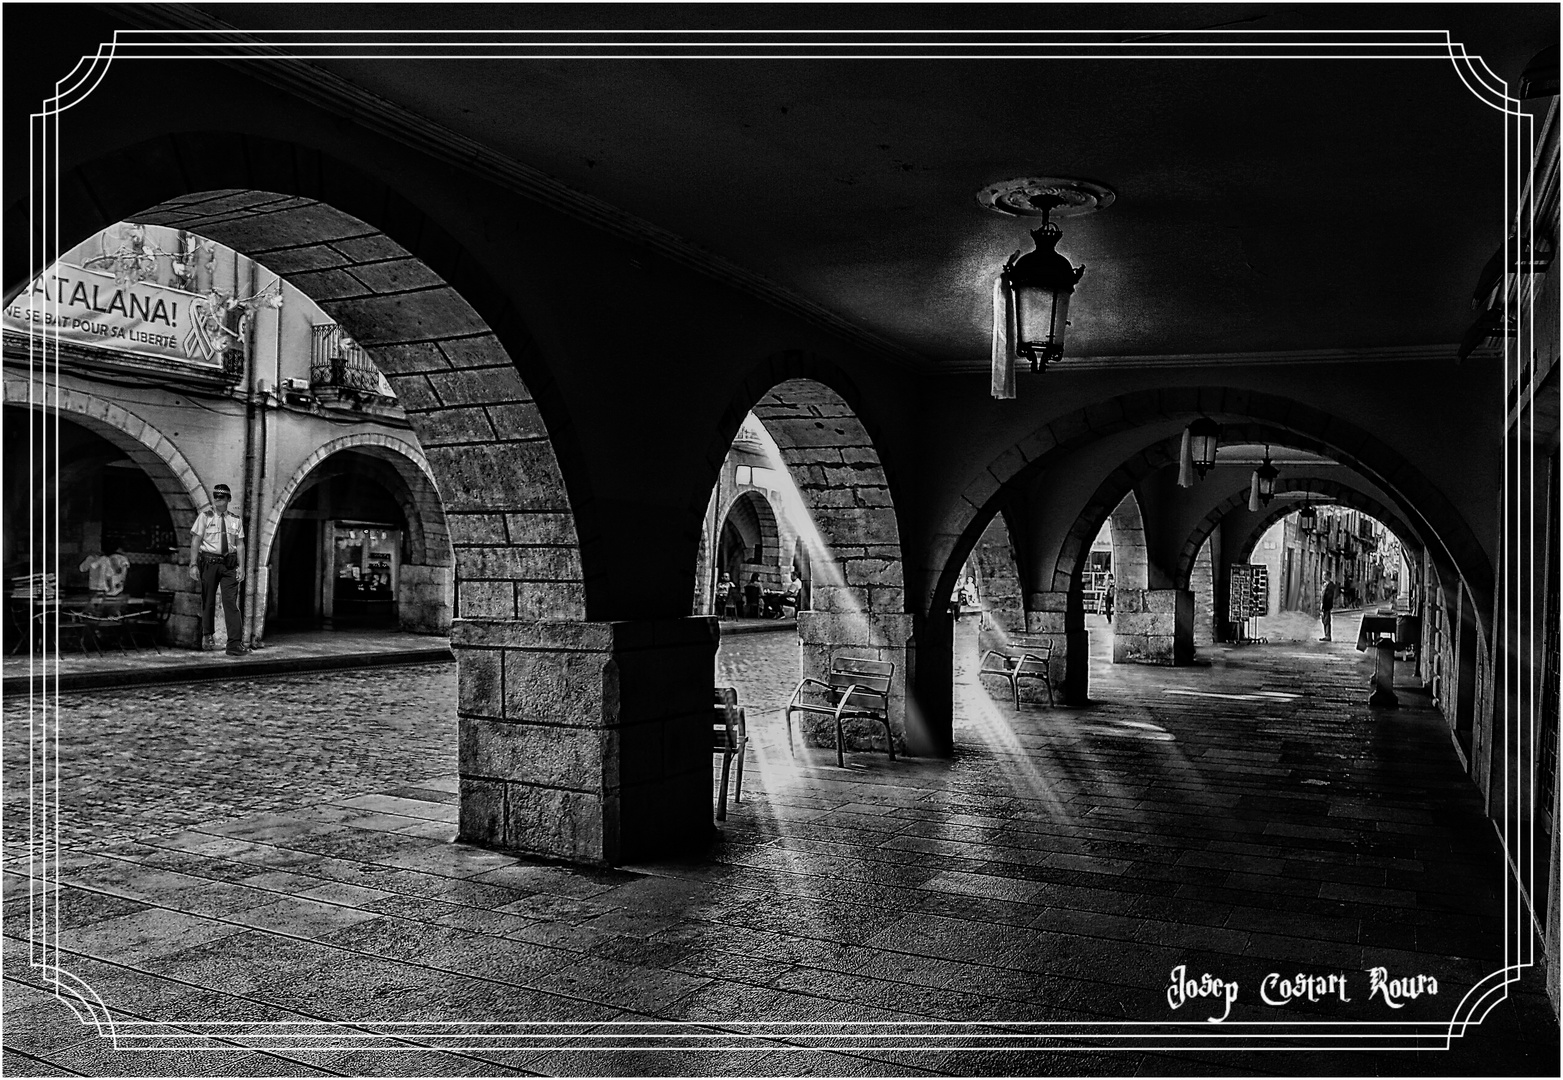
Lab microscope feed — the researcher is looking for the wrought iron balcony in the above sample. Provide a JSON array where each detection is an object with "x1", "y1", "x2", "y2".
[{"x1": 309, "y1": 324, "x2": 394, "y2": 398}]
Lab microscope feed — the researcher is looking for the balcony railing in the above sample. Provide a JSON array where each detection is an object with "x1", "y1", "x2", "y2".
[{"x1": 310, "y1": 324, "x2": 394, "y2": 397}]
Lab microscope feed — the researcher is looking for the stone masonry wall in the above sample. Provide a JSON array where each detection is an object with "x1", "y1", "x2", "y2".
[
  {"x1": 973, "y1": 513, "x2": 1024, "y2": 633},
  {"x1": 1113, "y1": 588, "x2": 1194, "y2": 665},
  {"x1": 1191, "y1": 539, "x2": 1215, "y2": 648},
  {"x1": 796, "y1": 610, "x2": 913, "y2": 753},
  {"x1": 398, "y1": 564, "x2": 453, "y2": 633},
  {"x1": 1025, "y1": 591, "x2": 1086, "y2": 705},
  {"x1": 756, "y1": 380, "x2": 909, "y2": 750},
  {"x1": 454, "y1": 616, "x2": 717, "y2": 865}
]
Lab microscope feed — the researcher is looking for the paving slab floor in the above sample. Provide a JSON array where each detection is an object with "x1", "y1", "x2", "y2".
[{"x1": 2, "y1": 611, "x2": 1556, "y2": 1076}]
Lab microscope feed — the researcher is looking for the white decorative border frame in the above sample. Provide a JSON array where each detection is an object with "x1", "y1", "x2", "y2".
[{"x1": 11, "y1": 22, "x2": 1545, "y2": 1059}]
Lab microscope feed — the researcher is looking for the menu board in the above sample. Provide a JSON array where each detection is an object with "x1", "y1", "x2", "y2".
[{"x1": 1229, "y1": 565, "x2": 1269, "y2": 620}]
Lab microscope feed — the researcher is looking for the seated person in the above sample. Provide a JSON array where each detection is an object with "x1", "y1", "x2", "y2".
[
  {"x1": 80, "y1": 542, "x2": 131, "y2": 608},
  {"x1": 744, "y1": 574, "x2": 763, "y2": 618},
  {"x1": 781, "y1": 570, "x2": 804, "y2": 614}
]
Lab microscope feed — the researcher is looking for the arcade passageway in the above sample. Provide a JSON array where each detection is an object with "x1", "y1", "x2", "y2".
[
  {"x1": 5, "y1": 3, "x2": 1557, "y2": 1062},
  {"x1": 3, "y1": 619, "x2": 1555, "y2": 1074}
]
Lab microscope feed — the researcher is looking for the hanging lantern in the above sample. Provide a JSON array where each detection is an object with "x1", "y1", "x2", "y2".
[
  {"x1": 1186, "y1": 418, "x2": 1222, "y2": 478},
  {"x1": 1001, "y1": 218, "x2": 1084, "y2": 374},
  {"x1": 1256, "y1": 447, "x2": 1279, "y2": 506},
  {"x1": 1297, "y1": 503, "x2": 1318, "y2": 533},
  {"x1": 979, "y1": 177, "x2": 1114, "y2": 399}
]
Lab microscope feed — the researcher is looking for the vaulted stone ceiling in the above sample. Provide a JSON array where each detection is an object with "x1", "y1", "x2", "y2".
[{"x1": 20, "y1": 3, "x2": 1563, "y2": 368}]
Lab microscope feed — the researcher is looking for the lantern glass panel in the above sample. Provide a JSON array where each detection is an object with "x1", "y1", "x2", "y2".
[
  {"x1": 1189, "y1": 433, "x2": 1219, "y2": 468},
  {"x1": 1013, "y1": 284, "x2": 1070, "y2": 356}
]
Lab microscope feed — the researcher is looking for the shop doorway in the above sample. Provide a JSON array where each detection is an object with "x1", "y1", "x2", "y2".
[
  {"x1": 327, "y1": 522, "x2": 401, "y2": 627},
  {"x1": 266, "y1": 450, "x2": 410, "y2": 632}
]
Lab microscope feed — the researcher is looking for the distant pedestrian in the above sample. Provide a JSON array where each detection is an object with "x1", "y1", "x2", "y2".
[
  {"x1": 189, "y1": 484, "x2": 246, "y2": 655},
  {"x1": 1104, "y1": 573, "x2": 1116, "y2": 623},
  {"x1": 1319, "y1": 574, "x2": 1339, "y2": 642},
  {"x1": 715, "y1": 572, "x2": 734, "y2": 619}
]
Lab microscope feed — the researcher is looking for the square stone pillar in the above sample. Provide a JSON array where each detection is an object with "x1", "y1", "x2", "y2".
[
  {"x1": 158, "y1": 561, "x2": 203, "y2": 647},
  {"x1": 454, "y1": 616, "x2": 718, "y2": 865},
  {"x1": 1112, "y1": 588, "x2": 1194, "y2": 665},
  {"x1": 796, "y1": 608, "x2": 913, "y2": 753},
  {"x1": 1025, "y1": 591, "x2": 1088, "y2": 706},
  {"x1": 907, "y1": 611, "x2": 954, "y2": 757},
  {"x1": 398, "y1": 564, "x2": 453, "y2": 633}
]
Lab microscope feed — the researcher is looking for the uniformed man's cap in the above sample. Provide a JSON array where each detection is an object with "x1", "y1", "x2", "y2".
[{"x1": 213, "y1": 484, "x2": 232, "y2": 498}]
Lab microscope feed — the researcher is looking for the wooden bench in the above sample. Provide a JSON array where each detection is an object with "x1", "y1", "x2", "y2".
[
  {"x1": 978, "y1": 634, "x2": 1055, "y2": 709},
  {"x1": 713, "y1": 687, "x2": 749, "y2": 821},
  {"x1": 784, "y1": 656, "x2": 895, "y2": 767}
]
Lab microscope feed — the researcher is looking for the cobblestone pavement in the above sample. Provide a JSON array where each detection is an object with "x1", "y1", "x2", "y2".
[
  {"x1": 2, "y1": 665, "x2": 460, "y2": 857},
  {"x1": 2, "y1": 619, "x2": 1557, "y2": 1077}
]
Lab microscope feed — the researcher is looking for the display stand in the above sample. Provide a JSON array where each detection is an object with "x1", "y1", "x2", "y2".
[{"x1": 1228, "y1": 566, "x2": 1270, "y2": 645}]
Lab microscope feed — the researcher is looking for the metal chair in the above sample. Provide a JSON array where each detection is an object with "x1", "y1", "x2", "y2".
[
  {"x1": 978, "y1": 634, "x2": 1055, "y2": 709},
  {"x1": 41, "y1": 609, "x2": 92, "y2": 657},
  {"x1": 78, "y1": 612, "x2": 128, "y2": 657},
  {"x1": 785, "y1": 655, "x2": 895, "y2": 767},
  {"x1": 712, "y1": 686, "x2": 749, "y2": 821},
  {"x1": 121, "y1": 593, "x2": 173, "y2": 653}
]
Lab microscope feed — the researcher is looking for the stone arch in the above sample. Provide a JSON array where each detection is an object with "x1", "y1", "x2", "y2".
[
  {"x1": 258, "y1": 433, "x2": 450, "y2": 579},
  {"x1": 38, "y1": 134, "x2": 592, "y2": 622},
  {"x1": 1185, "y1": 477, "x2": 1421, "y2": 586},
  {"x1": 716, "y1": 488, "x2": 784, "y2": 602},
  {"x1": 1052, "y1": 424, "x2": 1396, "y2": 599},
  {"x1": 30, "y1": 137, "x2": 646, "y2": 862},
  {"x1": 697, "y1": 352, "x2": 913, "y2": 750},
  {"x1": 1109, "y1": 492, "x2": 1149, "y2": 590},
  {"x1": 956, "y1": 391, "x2": 1491, "y2": 638},
  {"x1": 2, "y1": 374, "x2": 203, "y2": 533},
  {"x1": 970, "y1": 509, "x2": 1024, "y2": 633},
  {"x1": 693, "y1": 354, "x2": 904, "y2": 609}
]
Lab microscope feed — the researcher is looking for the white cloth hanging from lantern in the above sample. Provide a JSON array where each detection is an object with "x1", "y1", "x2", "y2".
[
  {"x1": 1178, "y1": 427, "x2": 1194, "y2": 488},
  {"x1": 991, "y1": 277, "x2": 1017, "y2": 400}
]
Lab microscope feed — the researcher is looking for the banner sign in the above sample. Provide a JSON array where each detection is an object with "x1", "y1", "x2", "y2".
[
  {"x1": 1228, "y1": 564, "x2": 1269, "y2": 620},
  {"x1": 3, "y1": 264, "x2": 233, "y2": 369}
]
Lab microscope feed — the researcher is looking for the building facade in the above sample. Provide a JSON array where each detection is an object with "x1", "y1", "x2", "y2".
[{"x1": 3, "y1": 223, "x2": 452, "y2": 649}]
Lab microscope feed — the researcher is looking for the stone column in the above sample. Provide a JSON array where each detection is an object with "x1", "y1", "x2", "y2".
[
  {"x1": 1113, "y1": 588, "x2": 1194, "y2": 665},
  {"x1": 907, "y1": 609, "x2": 954, "y2": 757},
  {"x1": 796, "y1": 603, "x2": 913, "y2": 755},
  {"x1": 160, "y1": 559, "x2": 204, "y2": 647},
  {"x1": 454, "y1": 616, "x2": 718, "y2": 865},
  {"x1": 1025, "y1": 591, "x2": 1088, "y2": 706},
  {"x1": 398, "y1": 564, "x2": 453, "y2": 633}
]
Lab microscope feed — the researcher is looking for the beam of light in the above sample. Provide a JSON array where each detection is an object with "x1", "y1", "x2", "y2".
[
  {"x1": 1163, "y1": 688, "x2": 1290, "y2": 703},
  {"x1": 706, "y1": 411, "x2": 888, "y2": 896},
  {"x1": 746, "y1": 413, "x2": 865, "y2": 624}
]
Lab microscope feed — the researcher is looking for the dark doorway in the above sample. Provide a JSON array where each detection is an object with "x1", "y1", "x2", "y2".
[{"x1": 272, "y1": 518, "x2": 318, "y2": 629}]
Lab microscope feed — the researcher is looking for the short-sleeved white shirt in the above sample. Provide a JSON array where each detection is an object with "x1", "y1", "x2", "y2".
[
  {"x1": 191, "y1": 508, "x2": 244, "y2": 554},
  {"x1": 79, "y1": 552, "x2": 130, "y2": 595}
]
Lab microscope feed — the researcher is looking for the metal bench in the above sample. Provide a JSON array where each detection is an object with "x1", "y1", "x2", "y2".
[
  {"x1": 785, "y1": 656, "x2": 895, "y2": 767},
  {"x1": 713, "y1": 686, "x2": 748, "y2": 821},
  {"x1": 978, "y1": 634, "x2": 1055, "y2": 709}
]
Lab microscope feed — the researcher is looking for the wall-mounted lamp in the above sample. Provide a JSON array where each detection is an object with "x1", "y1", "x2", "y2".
[{"x1": 979, "y1": 177, "x2": 1114, "y2": 398}]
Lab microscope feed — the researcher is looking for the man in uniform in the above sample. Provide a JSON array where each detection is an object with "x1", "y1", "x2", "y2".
[{"x1": 189, "y1": 483, "x2": 247, "y2": 655}]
